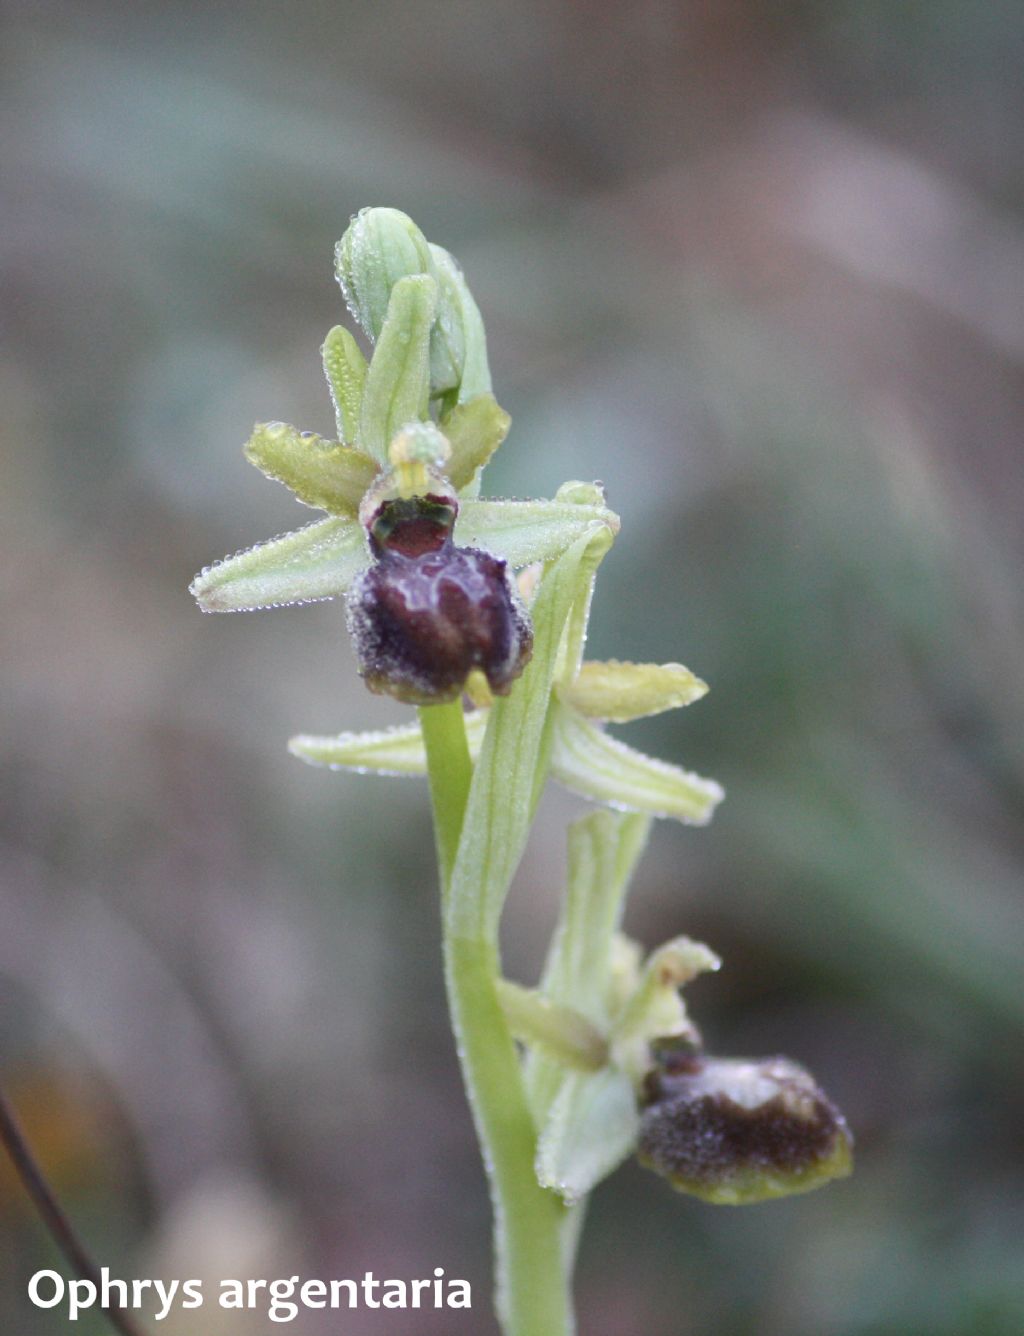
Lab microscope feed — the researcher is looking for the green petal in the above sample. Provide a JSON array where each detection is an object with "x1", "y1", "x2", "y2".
[
  {"x1": 289, "y1": 711, "x2": 487, "y2": 774},
  {"x1": 560, "y1": 660, "x2": 708, "y2": 723},
  {"x1": 535, "y1": 1067, "x2": 639, "y2": 1204},
  {"x1": 359, "y1": 274, "x2": 437, "y2": 463},
  {"x1": 321, "y1": 325, "x2": 368, "y2": 444},
  {"x1": 551, "y1": 703, "x2": 724, "y2": 824},
  {"x1": 611, "y1": 936, "x2": 720, "y2": 1080},
  {"x1": 607, "y1": 932, "x2": 644, "y2": 1017},
  {"x1": 441, "y1": 394, "x2": 511, "y2": 493},
  {"x1": 190, "y1": 516, "x2": 367, "y2": 613},
  {"x1": 243, "y1": 422, "x2": 378, "y2": 516},
  {"x1": 454, "y1": 495, "x2": 619, "y2": 569}
]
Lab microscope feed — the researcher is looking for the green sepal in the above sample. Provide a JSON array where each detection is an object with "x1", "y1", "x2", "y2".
[
  {"x1": 359, "y1": 274, "x2": 437, "y2": 463},
  {"x1": 550, "y1": 702, "x2": 724, "y2": 824},
  {"x1": 559, "y1": 660, "x2": 708, "y2": 723},
  {"x1": 289, "y1": 661, "x2": 722, "y2": 829},
  {"x1": 535, "y1": 1067, "x2": 639, "y2": 1205},
  {"x1": 455, "y1": 495, "x2": 619, "y2": 570},
  {"x1": 290, "y1": 711, "x2": 487, "y2": 774},
  {"x1": 441, "y1": 394, "x2": 511, "y2": 493},
  {"x1": 190, "y1": 516, "x2": 367, "y2": 613},
  {"x1": 322, "y1": 326, "x2": 368, "y2": 444},
  {"x1": 243, "y1": 422, "x2": 378, "y2": 516},
  {"x1": 495, "y1": 980, "x2": 607, "y2": 1072}
]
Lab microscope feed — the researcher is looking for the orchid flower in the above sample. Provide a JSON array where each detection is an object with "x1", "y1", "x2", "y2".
[{"x1": 190, "y1": 208, "x2": 851, "y2": 1336}]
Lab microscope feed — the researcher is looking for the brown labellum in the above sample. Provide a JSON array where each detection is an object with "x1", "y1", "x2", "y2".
[{"x1": 637, "y1": 1054, "x2": 853, "y2": 1205}]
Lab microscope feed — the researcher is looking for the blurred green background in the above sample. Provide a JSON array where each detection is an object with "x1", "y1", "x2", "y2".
[{"x1": 2, "y1": 2, "x2": 1022, "y2": 1333}]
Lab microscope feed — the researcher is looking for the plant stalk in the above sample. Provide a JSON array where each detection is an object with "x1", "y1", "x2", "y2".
[
  {"x1": 420, "y1": 701, "x2": 575, "y2": 1336},
  {"x1": 419, "y1": 696, "x2": 473, "y2": 888}
]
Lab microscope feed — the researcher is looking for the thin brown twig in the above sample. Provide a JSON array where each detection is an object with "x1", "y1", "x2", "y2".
[{"x1": 0, "y1": 1084, "x2": 148, "y2": 1336}]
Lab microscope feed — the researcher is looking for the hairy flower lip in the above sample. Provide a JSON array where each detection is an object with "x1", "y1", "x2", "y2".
[
  {"x1": 347, "y1": 539, "x2": 533, "y2": 706},
  {"x1": 637, "y1": 1054, "x2": 853, "y2": 1204}
]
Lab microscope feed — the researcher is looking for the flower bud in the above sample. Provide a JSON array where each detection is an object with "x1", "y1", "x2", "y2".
[
  {"x1": 335, "y1": 211, "x2": 493, "y2": 406},
  {"x1": 335, "y1": 207, "x2": 433, "y2": 342},
  {"x1": 638, "y1": 1053, "x2": 853, "y2": 1205}
]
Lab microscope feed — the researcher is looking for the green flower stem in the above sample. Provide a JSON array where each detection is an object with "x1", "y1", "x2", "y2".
[
  {"x1": 421, "y1": 699, "x2": 574, "y2": 1336},
  {"x1": 419, "y1": 699, "x2": 473, "y2": 888},
  {"x1": 445, "y1": 939, "x2": 574, "y2": 1335}
]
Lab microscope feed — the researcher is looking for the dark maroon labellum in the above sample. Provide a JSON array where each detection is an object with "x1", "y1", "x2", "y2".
[{"x1": 348, "y1": 496, "x2": 533, "y2": 706}]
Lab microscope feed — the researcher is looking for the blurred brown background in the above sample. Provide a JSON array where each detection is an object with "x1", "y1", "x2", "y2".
[{"x1": 2, "y1": 1, "x2": 1023, "y2": 1332}]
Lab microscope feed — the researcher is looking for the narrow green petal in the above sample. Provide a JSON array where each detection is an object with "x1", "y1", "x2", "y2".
[
  {"x1": 607, "y1": 932, "x2": 644, "y2": 1017},
  {"x1": 289, "y1": 710, "x2": 488, "y2": 775},
  {"x1": 359, "y1": 274, "x2": 437, "y2": 463},
  {"x1": 190, "y1": 516, "x2": 366, "y2": 613},
  {"x1": 455, "y1": 496, "x2": 619, "y2": 570},
  {"x1": 560, "y1": 660, "x2": 709, "y2": 723},
  {"x1": 551, "y1": 704, "x2": 724, "y2": 824},
  {"x1": 612, "y1": 936, "x2": 720, "y2": 1079},
  {"x1": 243, "y1": 421, "x2": 378, "y2": 516},
  {"x1": 322, "y1": 325, "x2": 368, "y2": 444},
  {"x1": 441, "y1": 394, "x2": 511, "y2": 493},
  {"x1": 535, "y1": 1067, "x2": 639, "y2": 1204}
]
